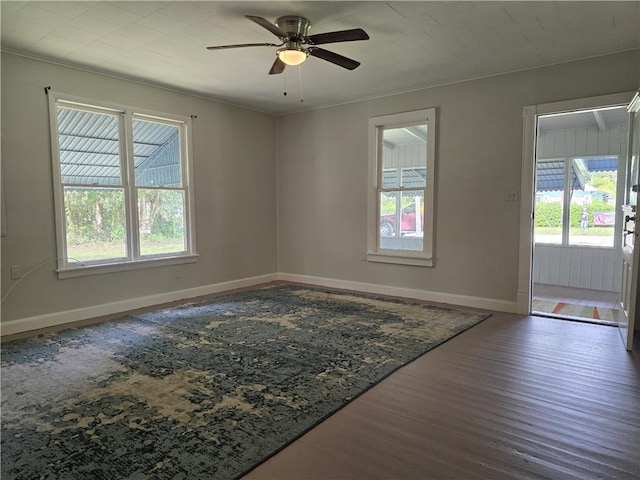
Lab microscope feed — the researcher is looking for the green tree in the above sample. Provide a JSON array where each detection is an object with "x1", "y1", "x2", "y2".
[
  {"x1": 535, "y1": 201, "x2": 562, "y2": 227},
  {"x1": 65, "y1": 188, "x2": 184, "y2": 249},
  {"x1": 590, "y1": 172, "x2": 616, "y2": 196},
  {"x1": 64, "y1": 189, "x2": 125, "y2": 245},
  {"x1": 139, "y1": 190, "x2": 184, "y2": 240}
]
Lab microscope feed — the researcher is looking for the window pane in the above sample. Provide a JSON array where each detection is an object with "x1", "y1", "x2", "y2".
[
  {"x1": 379, "y1": 190, "x2": 424, "y2": 251},
  {"x1": 138, "y1": 189, "x2": 186, "y2": 256},
  {"x1": 57, "y1": 107, "x2": 121, "y2": 186},
  {"x1": 535, "y1": 160, "x2": 564, "y2": 244},
  {"x1": 64, "y1": 187, "x2": 127, "y2": 262},
  {"x1": 569, "y1": 159, "x2": 617, "y2": 247},
  {"x1": 379, "y1": 123, "x2": 428, "y2": 253},
  {"x1": 382, "y1": 169, "x2": 398, "y2": 188},
  {"x1": 133, "y1": 119, "x2": 181, "y2": 187},
  {"x1": 379, "y1": 191, "x2": 398, "y2": 237},
  {"x1": 402, "y1": 168, "x2": 427, "y2": 188},
  {"x1": 382, "y1": 125, "x2": 427, "y2": 182}
]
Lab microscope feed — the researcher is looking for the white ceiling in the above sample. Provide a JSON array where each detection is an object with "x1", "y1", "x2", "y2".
[{"x1": 1, "y1": 1, "x2": 639, "y2": 115}]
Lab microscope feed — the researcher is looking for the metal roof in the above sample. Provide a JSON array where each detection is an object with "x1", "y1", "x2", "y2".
[
  {"x1": 583, "y1": 157, "x2": 618, "y2": 173},
  {"x1": 537, "y1": 160, "x2": 585, "y2": 192},
  {"x1": 536, "y1": 157, "x2": 617, "y2": 192},
  {"x1": 382, "y1": 167, "x2": 426, "y2": 189},
  {"x1": 57, "y1": 107, "x2": 181, "y2": 187}
]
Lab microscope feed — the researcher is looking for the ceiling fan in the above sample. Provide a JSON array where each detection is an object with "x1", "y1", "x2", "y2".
[{"x1": 207, "y1": 15, "x2": 369, "y2": 74}]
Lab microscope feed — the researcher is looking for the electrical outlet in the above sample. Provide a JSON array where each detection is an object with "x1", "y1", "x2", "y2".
[
  {"x1": 11, "y1": 265, "x2": 22, "y2": 279},
  {"x1": 506, "y1": 192, "x2": 520, "y2": 202}
]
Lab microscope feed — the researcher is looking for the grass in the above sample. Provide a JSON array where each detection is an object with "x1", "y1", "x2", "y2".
[
  {"x1": 68, "y1": 239, "x2": 185, "y2": 262},
  {"x1": 535, "y1": 227, "x2": 614, "y2": 237}
]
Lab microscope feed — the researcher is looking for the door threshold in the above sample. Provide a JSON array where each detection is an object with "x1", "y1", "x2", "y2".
[{"x1": 532, "y1": 310, "x2": 617, "y2": 327}]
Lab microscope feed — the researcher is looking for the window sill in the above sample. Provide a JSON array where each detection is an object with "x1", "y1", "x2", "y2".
[
  {"x1": 366, "y1": 251, "x2": 434, "y2": 267},
  {"x1": 56, "y1": 254, "x2": 199, "y2": 279},
  {"x1": 534, "y1": 242, "x2": 615, "y2": 249}
]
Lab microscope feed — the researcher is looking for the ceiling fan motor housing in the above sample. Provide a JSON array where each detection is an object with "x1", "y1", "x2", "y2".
[
  {"x1": 275, "y1": 16, "x2": 311, "y2": 40},
  {"x1": 207, "y1": 15, "x2": 368, "y2": 74}
]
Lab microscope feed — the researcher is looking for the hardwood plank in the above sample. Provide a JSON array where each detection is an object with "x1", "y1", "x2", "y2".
[
  {"x1": 354, "y1": 389, "x2": 636, "y2": 479},
  {"x1": 244, "y1": 313, "x2": 640, "y2": 480}
]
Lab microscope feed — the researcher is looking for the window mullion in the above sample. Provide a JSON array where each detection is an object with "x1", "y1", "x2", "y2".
[
  {"x1": 183, "y1": 120, "x2": 197, "y2": 254},
  {"x1": 376, "y1": 126, "x2": 385, "y2": 251},
  {"x1": 49, "y1": 96, "x2": 70, "y2": 270},
  {"x1": 122, "y1": 111, "x2": 139, "y2": 261},
  {"x1": 179, "y1": 124, "x2": 191, "y2": 252},
  {"x1": 563, "y1": 158, "x2": 572, "y2": 244},
  {"x1": 380, "y1": 187, "x2": 409, "y2": 193}
]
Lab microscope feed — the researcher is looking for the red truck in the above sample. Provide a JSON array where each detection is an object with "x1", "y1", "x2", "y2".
[{"x1": 380, "y1": 203, "x2": 418, "y2": 237}]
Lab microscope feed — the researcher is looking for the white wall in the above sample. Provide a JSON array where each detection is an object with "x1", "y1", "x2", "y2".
[
  {"x1": 2, "y1": 50, "x2": 638, "y2": 330},
  {"x1": 276, "y1": 50, "x2": 639, "y2": 309},
  {"x1": 1, "y1": 53, "x2": 278, "y2": 325}
]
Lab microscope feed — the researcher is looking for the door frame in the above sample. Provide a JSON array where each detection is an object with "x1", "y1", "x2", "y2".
[
  {"x1": 517, "y1": 92, "x2": 636, "y2": 315},
  {"x1": 619, "y1": 91, "x2": 640, "y2": 349}
]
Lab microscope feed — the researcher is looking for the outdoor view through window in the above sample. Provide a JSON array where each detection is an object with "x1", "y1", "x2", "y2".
[
  {"x1": 535, "y1": 157, "x2": 618, "y2": 248},
  {"x1": 52, "y1": 99, "x2": 190, "y2": 267},
  {"x1": 379, "y1": 125, "x2": 427, "y2": 252},
  {"x1": 368, "y1": 108, "x2": 435, "y2": 267},
  {"x1": 533, "y1": 105, "x2": 630, "y2": 249}
]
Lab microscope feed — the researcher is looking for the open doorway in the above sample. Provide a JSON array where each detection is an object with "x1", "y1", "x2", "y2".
[{"x1": 531, "y1": 106, "x2": 629, "y2": 325}]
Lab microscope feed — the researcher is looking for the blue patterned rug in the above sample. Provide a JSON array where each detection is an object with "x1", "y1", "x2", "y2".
[{"x1": 1, "y1": 284, "x2": 489, "y2": 479}]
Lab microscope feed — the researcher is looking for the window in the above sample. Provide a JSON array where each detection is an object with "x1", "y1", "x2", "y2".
[
  {"x1": 48, "y1": 93, "x2": 197, "y2": 278},
  {"x1": 534, "y1": 156, "x2": 618, "y2": 248},
  {"x1": 367, "y1": 108, "x2": 436, "y2": 266}
]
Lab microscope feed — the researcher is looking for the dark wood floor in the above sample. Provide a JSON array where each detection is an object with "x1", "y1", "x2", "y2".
[{"x1": 243, "y1": 312, "x2": 640, "y2": 480}]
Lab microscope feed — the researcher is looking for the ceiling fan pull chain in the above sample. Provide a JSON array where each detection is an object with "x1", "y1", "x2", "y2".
[
  {"x1": 283, "y1": 68, "x2": 288, "y2": 96},
  {"x1": 298, "y1": 65, "x2": 304, "y2": 103}
]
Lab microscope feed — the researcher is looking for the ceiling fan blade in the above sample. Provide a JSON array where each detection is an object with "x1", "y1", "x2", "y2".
[
  {"x1": 309, "y1": 48, "x2": 361, "y2": 70},
  {"x1": 307, "y1": 28, "x2": 369, "y2": 45},
  {"x1": 207, "y1": 42, "x2": 278, "y2": 50},
  {"x1": 245, "y1": 15, "x2": 287, "y2": 39},
  {"x1": 269, "y1": 57, "x2": 286, "y2": 75}
]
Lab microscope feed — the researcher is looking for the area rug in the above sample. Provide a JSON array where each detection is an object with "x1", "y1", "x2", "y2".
[
  {"x1": 532, "y1": 299, "x2": 620, "y2": 322},
  {"x1": 1, "y1": 284, "x2": 489, "y2": 480}
]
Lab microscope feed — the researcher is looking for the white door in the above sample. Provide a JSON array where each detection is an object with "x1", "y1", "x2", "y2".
[{"x1": 619, "y1": 91, "x2": 640, "y2": 350}]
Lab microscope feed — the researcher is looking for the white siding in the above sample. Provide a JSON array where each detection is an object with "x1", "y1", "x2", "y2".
[
  {"x1": 384, "y1": 144, "x2": 426, "y2": 168},
  {"x1": 537, "y1": 124, "x2": 626, "y2": 159},
  {"x1": 533, "y1": 244, "x2": 621, "y2": 292}
]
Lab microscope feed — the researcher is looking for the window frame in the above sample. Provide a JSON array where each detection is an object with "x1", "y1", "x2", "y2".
[
  {"x1": 48, "y1": 92, "x2": 198, "y2": 279},
  {"x1": 367, "y1": 108, "x2": 437, "y2": 267}
]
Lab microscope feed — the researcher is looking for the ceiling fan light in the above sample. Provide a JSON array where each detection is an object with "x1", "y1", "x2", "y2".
[{"x1": 278, "y1": 48, "x2": 307, "y2": 66}]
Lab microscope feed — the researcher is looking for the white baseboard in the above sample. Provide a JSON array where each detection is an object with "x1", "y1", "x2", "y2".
[
  {"x1": 1, "y1": 272, "x2": 517, "y2": 337},
  {"x1": 0, "y1": 273, "x2": 278, "y2": 337},
  {"x1": 516, "y1": 289, "x2": 531, "y2": 315},
  {"x1": 276, "y1": 273, "x2": 517, "y2": 313}
]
